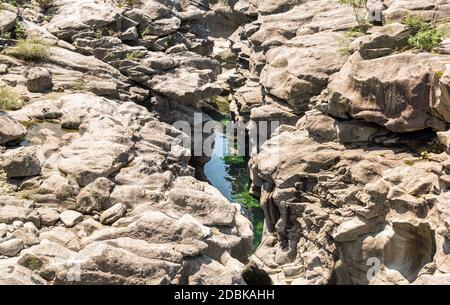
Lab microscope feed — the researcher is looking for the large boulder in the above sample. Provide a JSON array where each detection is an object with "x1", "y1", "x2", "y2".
[
  {"x1": 0, "y1": 113, "x2": 26, "y2": 145},
  {"x1": 0, "y1": 4, "x2": 17, "y2": 33},
  {"x1": 0, "y1": 147, "x2": 41, "y2": 178},
  {"x1": 327, "y1": 52, "x2": 450, "y2": 132},
  {"x1": 26, "y1": 67, "x2": 53, "y2": 93},
  {"x1": 46, "y1": 0, "x2": 120, "y2": 40}
]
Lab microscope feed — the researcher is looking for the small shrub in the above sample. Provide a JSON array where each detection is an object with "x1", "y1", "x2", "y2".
[
  {"x1": 336, "y1": 28, "x2": 365, "y2": 57},
  {"x1": 408, "y1": 28, "x2": 444, "y2": 52},
  {"x1": 141, "y1": 27, "x2": 151, "y2": 38},
  {"x1": 95, "y1": 28, "x2": 103, "y2": 39},
  {"x1": 0, "y1": 31, "x2": 11, "y2": 39},
  {"x1": 117, "y1": 0, "x2": 137, "y2": 8},
  {"x1": 1, "y1": 0, "x2": 26, "y2": 6},
  {"x1": 403, "y1": 160, "x2": 414, "y2": 166},
  {"x1": 222, "y1": 155, "x2": 246, "y2": 167},
  {"x1": 402, "y1": 15, "x2": 446, "y2": 52},
  {"x1": 5, "y1": 38, "x2": 49, "y2": 61},
  {"x1": 402, "y1": 15, "x2": 431, "y2": 32},
  {"x1": 125, "y1": 50, "x2": 143, "y2": 61},
  {"x1": 69, "y1": 78, "x2": 85, "y2": 91},
  {"x1": 211, "y1": 95, "x2": 230, "y2": 113},
  {"x1": 14, "y1": 20, "x2": 26, "y2": 40},
  {"x1": 0, "y1": 86, "x2": 23, "y2": 110},
  {"x1": 420, "y1": 150, "x2": 430, "y2": 161}
]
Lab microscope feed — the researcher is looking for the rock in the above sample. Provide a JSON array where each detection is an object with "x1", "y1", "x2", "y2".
[
  {"x1": 259, "y1": 31, "x2": 347, "y2": 113},
  {"x1": 75, "y1": 177, "x2": 114, "y2": 214},
  {"x1": 0, "y1": 113, "x2": 27, "y2": 145},
  {"x1": 327, "y1": 52, "x2": 450, "y2": 132},
  {"x1": 0, "y1": 0, "x2": 259, "y2": 287},
  {"x1": 37, "y1": 208, "x2": 60, "y2": 226},
  {"x1": 248, "y1": 110, "x2": 450, "y2": 284},
  {"x1": 85, "y1": 81, "x2": 118, "y2": 98},
  {"x1": 12, "y1": 227, "x2": 40, "y2": 246},
  {"x1": 0, "y1": 239, "x2": 24, "y2": 257},
  {"x1": 119, "y1": 26, "x2": 138, "y2": 42},
  {"x1": 0, "y1": 258, "x2": 47, "y2": 285},
  {"x1": 17, "y1": 239, "x2": 77, "y2": 280},
  {"x1": 332, "y1": 217, "x2": 372, "y2": 242},
  {"x1": 99, "y1": 203, "x2": 127, "y2": 225},
  {"x1": 350, "y1": 23, "x2": 412, "y2": 59},
  {"x1": 55, "y1": 94, "x2": 135, "y2": 187},
  {"x1": 438, "y1": 130, "x2": 450, "y2": 152},
  {"x1": 0, "y1": 223, "x2": 7, "y2": 238},
  {"x1": 39, "y1": 227, "x2": 81, "y2": 251},
  {"x1": 23, "y1": 222, "x2": 38, "y2": 235},
  {"x1": 0, "y1": 198, "x2": 39, "y2": 226},
  {"x1": 47, "y1": 0, "x2": 120, "y2": 40},
  {"x1": 26, "y1": 67, "x2": 53, "y2": 93},
  {"x1": 53, "y1": 241, "x2": 181, "y2": 284},
  {"x1": 12, "y1": 220, "x2": 23, "y2": 229},
  {"x1": 165, "y1": 177, "x2": 236, "y2": 226},
  {"x1": 0, "y1": 64, "x2": 8, "y2": 74},
  {"x1": 59, "y1": 210, "x2": 83, "y2": 228},
  {"x1": 0, "y1": 5, "x2": 17, "y2": 33},
  {"x1": 125, "y1": 9, "x2": 180, "y2": 37},
  {"x1": 0, "y1": 147, "x2": 41, "y2": 178}
]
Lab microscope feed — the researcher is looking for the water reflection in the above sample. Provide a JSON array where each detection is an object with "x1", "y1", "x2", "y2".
[{"x1": 204, "y1": 130, "x2": 264, "y2": 251}]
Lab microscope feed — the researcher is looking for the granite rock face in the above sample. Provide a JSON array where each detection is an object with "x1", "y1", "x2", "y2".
[
  {"x1": 0, "y1": 0, "x2": 252, "y2": 285},
  {"x1": 227, "y1": 0, "x2": 450, "y2": 285},
  {"x1": 1, "y1": 0, "x2": 450, "y2": 286}
]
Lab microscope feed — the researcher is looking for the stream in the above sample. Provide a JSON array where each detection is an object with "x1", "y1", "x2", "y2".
[{"x1": 204, "y1": 127, "x2": 264, "y2": 251}]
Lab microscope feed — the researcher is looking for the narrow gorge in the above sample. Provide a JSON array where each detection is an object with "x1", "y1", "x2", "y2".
[{"x1": 0, "y1": 0, "x2": 450, "y2": 286}]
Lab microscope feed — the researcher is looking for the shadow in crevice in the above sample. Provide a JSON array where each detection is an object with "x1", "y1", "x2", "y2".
[{"x1": 384, "y1": 222, "x2": 436, "y2": 283}]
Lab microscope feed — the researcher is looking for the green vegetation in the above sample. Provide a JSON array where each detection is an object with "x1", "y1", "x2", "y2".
[
  {"x1": 211, "y1": 95, "x2": 230, "y2": 114},
  {"x1": 14, "y1": 20, "x2": 26, "y2": 40},
  {"x1": 218, "y1": 116, "x2": 230, "y2": 126},
  {"x1": 95, "y1": 28, "x2": 117, "y2": 39},
  {"x1": 0, "y1": 20, "x2": 25, "y2": 40},
  {"x1": 69, "y1": 78, "x2": 86, "y2": 91},
  {"x1": 222, "y1": 155, "x2": 246, "y2": 167},
  {"x1": 125, "y1": 50, "x2": 144, "y2": 61},
  {"x1": 403, "y1": 160, "x2": 415, "y2": 166},
  {"x1": 0, "y1": 86, "x2": 22, "y2": 110},
  {"x1": 409, "y1": 28, "x2": 445, "y2": 52},
  {"x1": 252, "y1": 218, "x2": 264, "y2": 251},
  {"x1": 402, "y1": 15, "x2": 447, "y2": 52},
  {"x1": 0, "y1": 31, "x2": 11, "y2": 39},
  {"x1": 141, "y1": 27, "x2": 152, "y2": 39},
  {"x1": 116, "y1": 0, "x2": 136, "y2": 8},
  {"x1": 337, "y1": 27, "x2": 365, "y2": 56},
  {"x1": 235, "y1": 190, "x2": 260, "y2": 209},
  {"x1": 26, "y1": 256, "x2": 43, "y2": 271},
  {"x1": 5, "y1": 38, "x2": 49, "y2": 61},
  {"x1": 402, "y1": 15, "x2": 430, "y2": 32},
  {"x1": 95, "y1": 28, "x2": 104, "y2": 39},
  {"x1": 412, "y1": 140, "x2": 446, "y2": 162},
  {"x1": 1, "y1": 0, "x2": 26, "y2": 6}
]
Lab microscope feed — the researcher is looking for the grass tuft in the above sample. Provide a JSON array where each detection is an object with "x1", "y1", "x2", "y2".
[
  {"x1": 0, "y1": 86, "x2": 23, "y2": 110},
  {"x1": 5, "y1": 38, "x2": 50, "y2": 61}
]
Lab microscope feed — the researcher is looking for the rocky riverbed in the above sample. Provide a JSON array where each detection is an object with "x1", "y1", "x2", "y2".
[{"x1": 0, "y1": 0, "x2": 450, "y2": 285}]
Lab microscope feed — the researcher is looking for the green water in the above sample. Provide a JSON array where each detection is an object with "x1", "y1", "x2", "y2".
[{"x1": 204, "y1": 128, "x2": 264, "y2": 251}]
